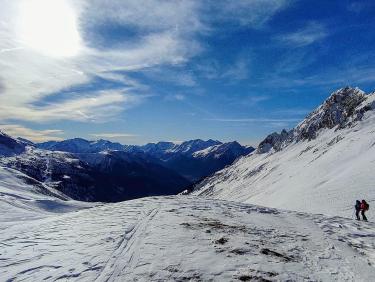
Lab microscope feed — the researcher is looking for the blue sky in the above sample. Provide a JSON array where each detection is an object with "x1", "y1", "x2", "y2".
[{"x1": 0, "y1": 0, "x2": 375, "y2": 145}]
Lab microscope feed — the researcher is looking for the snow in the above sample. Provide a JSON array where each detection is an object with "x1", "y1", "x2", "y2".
[
  {"x1": 193, "y1": 89, "x2": 375, "y2": 218},
  {"x1": 193, "y1": 142, "x2": 254, "y2": 159},
  {"x1": 0, "y1": 166, "x2": 91, "y2": 223},
  {"x1": 192, "y1": 144, "x2": 221, "y2": 158},
  {"x1": 1, "y1": 196, "x2": 375, "y2": 281}
]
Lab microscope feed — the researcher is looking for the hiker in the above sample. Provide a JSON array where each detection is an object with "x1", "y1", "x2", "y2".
[
  {"x1": 360, "y1": 200, "x2": 369, "y2": 221},
  {"x1": 355, "y1": 200, "x2": 361, "y2": 220}
]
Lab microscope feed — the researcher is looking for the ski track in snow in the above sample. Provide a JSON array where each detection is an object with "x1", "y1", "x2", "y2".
[{"x1": 1, "y1": 196, "x2": 375, "y2": 281}]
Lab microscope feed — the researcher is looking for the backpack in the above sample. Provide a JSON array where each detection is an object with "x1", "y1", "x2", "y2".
[{"x1": 362, "y1": 201, "x2": 370, "y2": 211}]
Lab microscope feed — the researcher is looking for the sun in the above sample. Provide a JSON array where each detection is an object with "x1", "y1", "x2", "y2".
[{"x1": 17, "y1": 0, "x2": 82, "y2": 57}]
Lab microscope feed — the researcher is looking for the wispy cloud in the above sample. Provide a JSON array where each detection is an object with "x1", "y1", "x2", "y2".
[
  {"x1": 164, "y1": 94, "x2": 186, "y2": 101},
  {"x1": 222, "y1": 60, "x2": 250, "y2": 81},
  {"x1": 206, "y1": 0, "x2": 291, "y2": 28},
  {"x1": 143, "y1": 67, "x2": 197, "y2": 87},
  {"x1": 0, "y1": 89, "x2": 144, "y2": 122},
  {"x1": 197, "y1": 55, "x2": 251, "y2": 82},
  {"x1": 0, "y1": 0, "x2": 202, "y2": 124},
  {"x1": 273, "y1": 108, "x2": 311, "y2": 116},
  {"x1": 347, "y1": 1, "x2": 375, "y2": 13},
  {"x1": 0, "y1": 124, "x2": 64, "y2": 142},
  {"x1": 0, "y1": 0, "x2": 291, "y2": 128},
  {"x1": 233, "y1": 95, "x2": 270, "y2": 107},
  {"x1": 277, "y1": 22, "x2": 328, "y2": 47},
  {"x1": 90, "y1": 133, "x2": 138, "y2": 139},
  {"x1": 208, "y1": 118, "x2": 300, "y2": 123}
]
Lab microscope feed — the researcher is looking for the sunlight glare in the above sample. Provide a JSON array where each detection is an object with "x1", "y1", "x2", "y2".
[{"x1": 17, "y1": 0, "x2": 82, "y2": 57}]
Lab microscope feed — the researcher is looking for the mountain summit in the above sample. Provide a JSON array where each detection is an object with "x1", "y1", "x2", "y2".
[
  {"x1": 257, "y1": 87, "x2": 371, "y2": 154},
  {"x1": 0, "y1": 130, "x2": 26, "y2": 157}
]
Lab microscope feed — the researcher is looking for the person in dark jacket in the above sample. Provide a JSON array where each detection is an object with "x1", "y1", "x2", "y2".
[
  {"x1": 355, "y1": 200, "x2": 361, "y2": 220},
  {"x1": 360, "y1": 200, "x2": 369, "y2": 221}
]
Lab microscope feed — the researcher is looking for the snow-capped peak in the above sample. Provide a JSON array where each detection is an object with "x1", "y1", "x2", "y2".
[
  {"x1": 193, "y1": 141, "x2": 253, "y2": 159},
  {"x1": 0, "y1": 130, "x2": 26, "y2": 157},
  {"x1": 257, "y1": 87, "x2": 370, "y2": 154},
  {"x1": 166, "y1": 139, "x2": 222, "y2": 154},
  {"x1": 294, "y1": 86, "x2": 366, "y2": 141}
]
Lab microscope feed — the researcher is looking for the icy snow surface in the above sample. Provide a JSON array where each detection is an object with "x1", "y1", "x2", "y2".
[
  {"x1": 0, "y1": 166, "x2": 92, "y2": 223},
  {"x1": 1, "y1": 195, "x2": 375, "y2": 281}
]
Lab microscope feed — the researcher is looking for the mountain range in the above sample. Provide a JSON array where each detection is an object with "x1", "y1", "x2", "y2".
[
  {"x1": 36, "y1": 138, "x2": 254, "y2": 182},
  {"x1": 0, "y1": 131, "x2": 252, "y2": 202}
]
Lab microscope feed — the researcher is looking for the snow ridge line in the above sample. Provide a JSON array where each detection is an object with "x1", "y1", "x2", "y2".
[{"x1": 95, "y1": 207, "x2": 159, "y2": 282}]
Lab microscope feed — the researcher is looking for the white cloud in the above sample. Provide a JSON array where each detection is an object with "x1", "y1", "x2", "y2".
[
  {"x1": 144, "y1": 67, "x2": 197, "y2": 87},
  {"x1": 277, "y1": 22, "x2": 328, "y2": 47},
  {"x1": 222, "y1": 59, "x2": 250, "y2": 81},
  {"x1": 164, "y1": 94, "x2": 186, "y2": 102},
  {"x1": 0, "y1": 0, "x2": 291, "y2": 126},
  {"x1": 0, "y1": 89, "x2": 144, "y2": 122},
  {"x1": 0, "y1": 124, "x2": 64, "y2": 142},
  {"x1": 206, "y1": 0, "x2": 291, "y2": 27},
  {"x1": 83, "y1": 0, "x2": 204, "y2": 34},
  {"x1": 197, "y1": 55, "x2": 251, "y2": 82},
  {"x1": 0, "y1": 0, "x2": 202, "y2": 125}
]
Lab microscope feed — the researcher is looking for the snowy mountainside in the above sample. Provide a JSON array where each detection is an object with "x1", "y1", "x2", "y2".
[
  {"x1": 163, "y1": 141, "x2": 254, "y2": 182},
  {"x1": 166, "y1": 139, "x2": 222, "y2": 155},
  {"x1": 36, "y1": 137, "x2": 253, "y2": 182},
  {"x1": 1, "y1": 196, "x2": 375, "y2": 281},
  {"x1": 0, "y1": 130, "x2": 26, "y2": 157},
  {"x1": 36, "y1": 138, "x2": 222, "y2": 156},
  {"x1": 0, "y1": 146, "x2": 191, "y2": 202},
  {"x1": 75, "y1": 150, "x2": 191, "y2": 200},
  {"x1": 193, "y1": 141, "x2": 253, "y2": 159},
  {"x1": 0, "y1": 147, "x2": 102, "y2": 201},
  {"x1": 193, "y1": 87, "x2": 375, "y2": 217},
  {"x1": 137, "y1": 139, "x2": 254, "y2": 181},
  {"x1": 0, "y1": 166, "x2": 90, "y2": 223}
]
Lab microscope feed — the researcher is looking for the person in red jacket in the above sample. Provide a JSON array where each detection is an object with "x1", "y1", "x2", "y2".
[{"x1": 360, "y1": 200, "x2": 369, "y2": 221}]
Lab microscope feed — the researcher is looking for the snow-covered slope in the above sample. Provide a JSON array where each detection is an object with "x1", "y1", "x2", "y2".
[
  {"x1": 0, "y1": 166, "x2": 90, "y2": 223},
  {"x1": 1, "y1": 129, "x2": 193, "y2": 202},
  {"x1": 0, "y1": 147, "x2": 104, "y2": 201},
  {"x1": 193, "y1": 87, "x2": 375, "y2": 218},
  {"x1": 1, "y1": 196, "x2": 375, "y2": 281},
  {"x1": 0, "y1": 146, "x2": 191, "y2": 202},
  {"x1": 0, "y1": 130, "x2": 26, "y2": 157}
]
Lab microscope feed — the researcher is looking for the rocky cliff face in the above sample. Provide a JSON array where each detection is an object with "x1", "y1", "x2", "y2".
[
  {"x1": 294, "y1": 87, "x2": 366, "y2": 141},
  {"x1": 257, "y1": 87, "x2": 369, "y2": 154}
]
